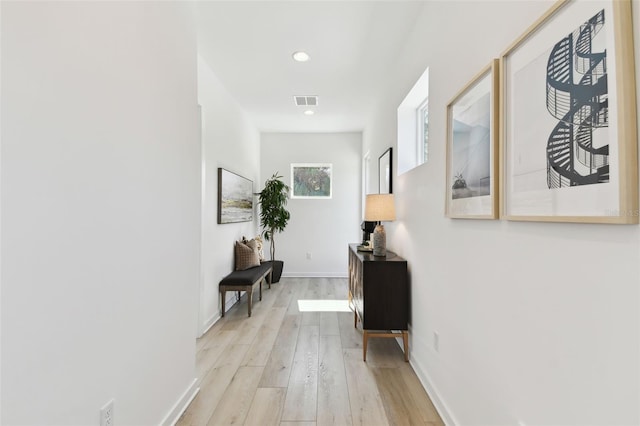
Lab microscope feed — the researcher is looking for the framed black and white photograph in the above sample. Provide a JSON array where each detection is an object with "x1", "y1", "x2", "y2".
[
  {"x1": 378, "y1": 148, "x2": 393, "y2": 194},
  {"x1": 446, "y1": 60, "x2": 499, "y2": 219},
  {"x1": 291, "y1": 163, "x2": 332, "y2": 199},
  {"x1": 217, "y1": 168, "x2": 253, "y2": 224},
  {"x1": 501, "y1": 0, "x2": 637, "y2": 223}
]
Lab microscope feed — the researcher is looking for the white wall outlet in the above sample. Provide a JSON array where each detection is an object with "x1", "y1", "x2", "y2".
[
  {"x1": 306, "y1": 252, "x2": 312, "y2": 260},
  {"x1": 100, "y1": 399, "x2": 115, "y2": 426},
  {"x1": 433, "y1": 331, "x2": 439, "y2": 353}
]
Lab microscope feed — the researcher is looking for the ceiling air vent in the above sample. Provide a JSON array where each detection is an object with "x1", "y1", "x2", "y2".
[{"x1": 294, "y1": 95, "x2": 318, "y2": 106}]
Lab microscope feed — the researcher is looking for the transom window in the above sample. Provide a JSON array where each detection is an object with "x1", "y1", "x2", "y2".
[
  {"x1": 417, "y1": 96, "x2": 429, "y2": 164},
  {"x1": 397, "y1": 67, "x2": 429, "y2": 174}
]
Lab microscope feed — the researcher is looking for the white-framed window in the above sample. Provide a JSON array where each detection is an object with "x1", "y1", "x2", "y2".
[
  {"x1": 397, "y1": 67, "x2": 429, "y2": 174},
  {"x1": 417, "y1": 96, "x2": 429, "y2": 164}
]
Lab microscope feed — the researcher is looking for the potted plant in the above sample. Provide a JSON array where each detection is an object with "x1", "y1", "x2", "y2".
[{"x1": 257, "y1": 173, "x2": 290, "y2": 282}]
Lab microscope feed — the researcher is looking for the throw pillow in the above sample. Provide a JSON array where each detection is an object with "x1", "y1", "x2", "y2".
[
  {"x1": 255, "y1": 236, "x2": 265, "y2": 261},
  {"x1": 235, "y1": 240, "x2": 260, "y2": 270}
]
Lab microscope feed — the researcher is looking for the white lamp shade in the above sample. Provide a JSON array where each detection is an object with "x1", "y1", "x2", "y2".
[{"x1": 364, "y1": 194, "x2": 396, "y2": 222}]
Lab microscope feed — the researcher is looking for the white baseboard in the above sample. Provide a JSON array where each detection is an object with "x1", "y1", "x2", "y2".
[
  {"x1": 160, "y1": 378, "x2": 199, "y2": 426},
  {"x1": 199, "y1": 313, "x2": 219, "y2": 337},
  {"x1": 282, "y1": 272, "x2": 347, "y2": 278},
  {"x1": 407, "y1": 326, "x2": 458, "y2": 425},
  {"x1": 198, "y1": 292, "x2": 241, "y2": 337}
]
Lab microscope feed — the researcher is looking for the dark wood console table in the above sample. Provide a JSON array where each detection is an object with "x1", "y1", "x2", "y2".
[{"x1": 348, "y1": 244, "x2": 409, "y2": 361}]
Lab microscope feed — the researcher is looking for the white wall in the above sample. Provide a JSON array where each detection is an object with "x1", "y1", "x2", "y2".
[
  {"x1": 364, "y1": 1, "x2": 640, "y2": 425},
  {"x1": 197, "y1": 56, "x2": 260, "y2": 335},
  {"x1": 1, "y1": 2, "x2": 200, "y2": 424},
  {"x1": 261, "y1": 133, "x2": 361, "y2": 277}
]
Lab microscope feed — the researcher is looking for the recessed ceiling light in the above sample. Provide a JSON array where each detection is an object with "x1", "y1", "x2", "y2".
[
  {"x1": 303, "y1": 110, "x2": 315, "y2": 116},
  {"x1": 292, "y1": 51, "x2": 310, "y2": 62}
]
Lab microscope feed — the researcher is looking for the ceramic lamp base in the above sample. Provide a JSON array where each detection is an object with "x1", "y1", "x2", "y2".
[{"x1": 372, "y1": 224, "x2": 386, "y2": 257}]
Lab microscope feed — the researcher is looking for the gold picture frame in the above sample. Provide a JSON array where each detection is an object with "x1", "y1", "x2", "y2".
[
  {"x1": 500, "y1": 0, "x2": 638, "y2": 224},
  {"x1": 445, "y1": 60, "x2": 500, "y2": 219}
]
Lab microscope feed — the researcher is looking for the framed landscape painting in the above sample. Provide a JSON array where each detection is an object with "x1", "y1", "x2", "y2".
[
  {"x1": 291, "y1": 163, "x2": 332, "y2": 199},
  {"x1": 217, "y1": 168, "x2": 253, "y2": 224},
  {"x1": 445, "y1": 60, "x2": 499, "y2": 219},
  {"x1": 500, "y1": 0, "x2": 638, "y2": 223}
]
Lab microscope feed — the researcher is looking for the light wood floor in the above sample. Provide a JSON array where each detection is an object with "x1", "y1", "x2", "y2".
[{"x1": 177, "y1": 277, "x2": 444, "y2": 426}]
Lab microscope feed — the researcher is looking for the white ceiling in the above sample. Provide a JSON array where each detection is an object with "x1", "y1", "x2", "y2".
[{"x1": 196, "y1": 1, "x2": 426, "y2": 133}]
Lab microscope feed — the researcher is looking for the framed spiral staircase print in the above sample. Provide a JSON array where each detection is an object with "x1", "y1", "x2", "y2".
[
  {"x1": 446, "y1": 60, "x2": 499, "y2": 219},
  {"x1": 500, "y1": 0, "x2": 638, "y2": 223}
]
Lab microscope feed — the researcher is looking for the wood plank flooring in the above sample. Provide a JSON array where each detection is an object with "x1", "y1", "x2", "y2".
[{"x1": 177, "y1": 277, "x2": 444, "y2": 426}]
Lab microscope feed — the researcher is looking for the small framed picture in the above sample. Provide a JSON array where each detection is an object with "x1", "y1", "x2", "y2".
[
  {"x1": 291, "y1": 163, "x2": 332, "y2": 199},
  {"x1": 445, "y1": 60, "x2": 499, "y2": 219},
  {"x1": 378, "y1": 148, "x2": 393, "y2": 194}
]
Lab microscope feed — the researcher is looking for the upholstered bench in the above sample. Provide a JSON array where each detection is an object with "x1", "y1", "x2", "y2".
[{"x1": 219, "y1": 262, "x2": 273, "y2": 317}]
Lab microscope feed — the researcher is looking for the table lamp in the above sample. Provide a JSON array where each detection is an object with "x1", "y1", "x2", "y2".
[{"x1": 364, "y1": 194, "x2": 396, "y2": 257}]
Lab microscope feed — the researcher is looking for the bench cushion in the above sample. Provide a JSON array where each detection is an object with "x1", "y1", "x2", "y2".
[{"x1": 220, "y1": 262, "x2": 272, "y2": 286}]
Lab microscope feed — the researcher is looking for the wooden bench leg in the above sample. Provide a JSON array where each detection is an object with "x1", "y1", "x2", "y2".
[
  {"x1": 221, "y1": 289, "x2": 226, "y2": 317},
  {"x1": 247, "y1": 288, "x2": 253, "y2": 317}
]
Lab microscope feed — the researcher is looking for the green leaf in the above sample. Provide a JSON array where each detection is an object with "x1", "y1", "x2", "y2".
[{"x1": 257, "y1": 173, "x2": 291, "y2": 260}]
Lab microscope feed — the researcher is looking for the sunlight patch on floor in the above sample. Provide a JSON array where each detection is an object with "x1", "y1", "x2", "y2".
[{"x1": 297, "y1": 299, "x2": 351, "y2": 312}]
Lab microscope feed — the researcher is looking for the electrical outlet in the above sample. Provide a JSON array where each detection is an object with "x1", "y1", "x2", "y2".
[
  {"x1": 433, "y1": 331, "x2": 439, "y2": 353},
  {"x1": 306, "y1": 252, "x2": 312, "y2": 260},
  {"x1": 100, "y1": 399, "x2": 114, "y2": 426}
]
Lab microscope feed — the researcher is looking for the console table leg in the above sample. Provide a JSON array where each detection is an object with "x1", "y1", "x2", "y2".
[
  {"x1": 402, "y1": 330, "x2": 409, "y2": 362},
  {"x1": 363, "y1": 330, "x2": 369, "y2": 362}
]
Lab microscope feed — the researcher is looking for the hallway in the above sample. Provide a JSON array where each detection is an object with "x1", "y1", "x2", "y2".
[{"x1": 178, "y1": 277, "x2": 443, "y2": 425}]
